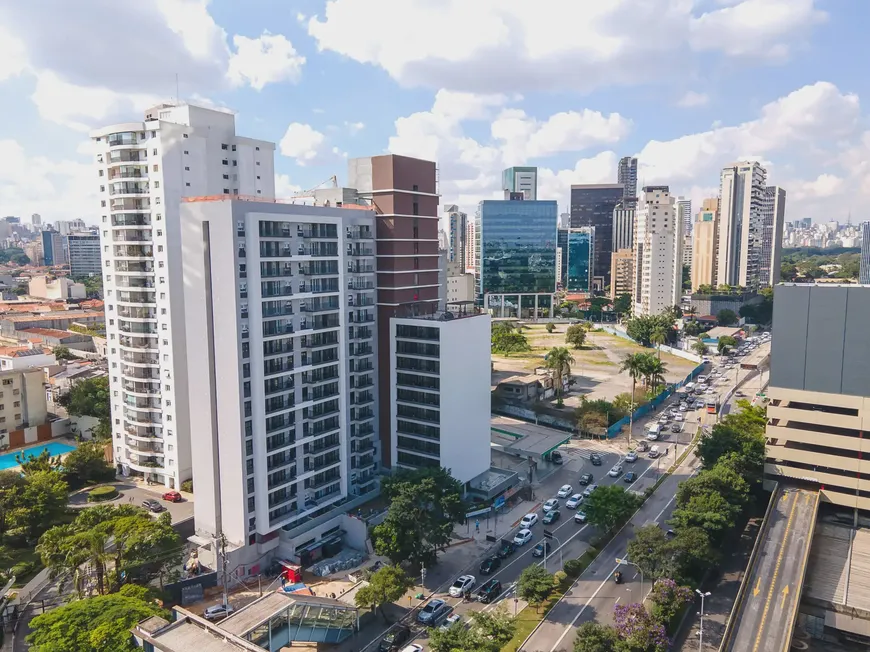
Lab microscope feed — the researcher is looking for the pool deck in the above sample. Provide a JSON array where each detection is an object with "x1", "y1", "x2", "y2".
[{"x1": 0, "y1": 437, "x2": 79, "y2": 470}]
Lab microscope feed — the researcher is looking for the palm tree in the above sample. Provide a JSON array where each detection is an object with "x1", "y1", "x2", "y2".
[
  {"x1": 685, "y1": 306, "x2": 698, "y2": 319},
  {"x1": 620, "y1": 353, "x2": 645, "y2": 400},
  {"x1": 643, "y1": 356, "x2": 668, "y2": 391},
  {"x1": 545, "y1": 347, "x2": 575, "y2": 407},
  {"x1": 651, "y1": 327, "x2": 667, "y2": 360},
  {"x1": 692, "y1": 340, "x2": 708, "y2": 357}
]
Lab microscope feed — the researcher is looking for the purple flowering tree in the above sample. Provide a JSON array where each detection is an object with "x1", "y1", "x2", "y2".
[
  {"x1": 613, "y1": 603, "x2": 669, "y2": 652},
  {"x1": 648, "y1": 578, "x2": 694, "y2": 630}
]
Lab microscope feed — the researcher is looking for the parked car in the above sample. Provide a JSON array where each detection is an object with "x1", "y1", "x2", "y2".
[
  {"x1": 532, "y1": 541, "x2": 552, "y2": 558},
  {"x1": 379, "y1": 625, "x2": 411, "y2": 652},
  {"x1": 579, "y1": 472, "x2": 593, "y2": 485},
  {"x1": 624, "y1": 471, "x2": 637, "y2": 483},
  {"x1": 520, "y1": 513, "x2": 539, "y2": 528},
  {"x1": 566, "y1": 493, "x2": 584, "y2": 509},
  {"x1": 477, "y1": 579, "x2": 502, "y2": 603},
  {"x1": 399, "y1": 646, "x2": 423, "y2": 652},
  {"x1": 497, "y1": 541, "x2": 515, "y2": 559},
  {"x1": 557, "y1": 484, "x2": 573, "y2": 498},
  {"x1": 142, "y1": 499, "x2": 164, "y2": 513},
  {"x1": 440, "y1": 614, "x2": 462, "y2": 631},
  {"x1": 636, "y1": 441, "x2": 650, "y2": 452},
  {"x1": 625, "y1": 451, "x2": 638, "y2": 463},
  {"x1": 608, "y1": 465, "x2": 623, "y2": 478},
  {"x1": 648, "y1": 446, "x2": 661, "y2": 459},
  {"x1": 448, "y1": 574, "x2": 476, "y2": 598},
  {"x1": 162, "y1": 491, "x2": 182, "y2": 503},
  {"x1": 549, "y1": 450, "x2": 564, "y2": 465},
  {"x1": 674, "y1": 414, "x2": 684, "y2": 422},
  {"x1": 583, "y1": 484, "x2": 599, "y2": 498},
  {"x1": 543, "y1": 509, "x2": 560, "y2": 525},
  {"x1": 542, "y1": 498, "x2": 559, "y2": 512},
  {"x1": 513, "y1": 529, "x2": 533, "y2": 546},
  {"x1": 418, "y1": 599, "x2": 452, "y2": 626},
  {"x1": 590, "y1": 453, "x2": 602, "y2": 466},
  {"x1": 479, "y1": 556, "x2": 501, "y2": 575},
  {"x1": 574, "y1": 511, "x2": 588, "y2": 523},
  {"x1": 204, "y1": 603, "x2": 234, "y2": 621}
]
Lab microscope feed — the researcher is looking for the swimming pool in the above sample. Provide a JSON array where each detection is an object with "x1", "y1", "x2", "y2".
[{"x1": 0, "y1": 442, "x2": 76, "y2": 470}]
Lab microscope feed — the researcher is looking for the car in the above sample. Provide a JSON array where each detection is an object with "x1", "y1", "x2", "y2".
[
  {"x1": 142, "y1": 499, "x2": 164, "y2": 513},
  {"x1": 590, "y1": 453, "x2": 602, "y2": 466},
  {"x1": 636, "y1": 440, "x2": 650, "y2": 452},
  {"x1": 520, "y1": 513, "x2": 539, "y2": 528},
  {"x1": 735, "y1": 390, "x2": 745, "y2": 397},
  {"x1": 204, "y1": 603, "x2": 234, "y2": 621},
  {"x1": 674, "y1": 414, "x2": 684, "y2": 422},
  {"x1": 702, "y1": 356, "x2": 711, "y2": 362},
  {"x1": 379, "y1": 625, "x2": 411, "y2": 652},
  {"x1": 608, "y1": 465, "x2": 623, "y2": 478},
  {"x1": 162, "y1": 490, "x2": 182, "y2": 503},
  {"x1": 542, "y1": 498, "x2": 559, "y2": 512},
  {"x1": 543, "y1": 509, "x2": 560, "y2": 525},
  {"x1": 449, "y1": 574, "x2": 476, "y2": 597},
  {"x1": 399, "y1": 646, "x2": 423, "y2": 652},
  {"x1": 679, "y1": 401, "x2": 688, "y2": 409},
  {"x1": 679, "y1": 405, "x2": 688, "y2": 412},
  {"x1": 566, "y1": 493, "x2": 584, "y2": 509},
  {"x1": 697, "y1": 376, "x2": 707, "y2": 383},
  {"x1": 557, "y1": 484, "x2": 573, "y2": 498},
  {"x1": 646, "y1": 431, "x2": 659, "y2": 441},
  {"x1": 440, "y1": 614, "x2": 462, "y2": 631},
  {"x1": 513, "y1": 529, "x2": 533, "y2": 546},
  {"x1": 532, "y1": 541, "x2": 552, "y2": 557},
  {"x1": 479, "y1": 556, "x2": 501, "y2": 575},
  {"x1": 574, "y1": 511, "x2": 588, "y2": 523},
  {"x1": 579, "y1": 472, "x2": 593, "y2": 485},
  {"x1": 477, "y1": 579, "x2": 502, "y2": 603},
  {"x1": 671, "y1": 423, "x2": 682, "y2": 433},
  {"x1": 665, "y1": 529, "x2": 677, "y2": 539},
  {"x1": 549, "y1": 450, "x2": 564, "y2": 465},
  {"x1": 625, "y1": 451, "x2": 638, "y2": 463},
  {"x1": 497, "y1": 541, "x2": 516, "y2": 559},
  {"x1": 583, "y1": 484, "x2": 599, "y2": 498},
  {"x1": 418, "y1": 599, "x2": 452, "y2": 626},
  {"x1": 648, "y1": 446, "x2": 661, "y2": 459},
  {"x1": 624, "y1": 471, "x2": 637, "y2": 483}
]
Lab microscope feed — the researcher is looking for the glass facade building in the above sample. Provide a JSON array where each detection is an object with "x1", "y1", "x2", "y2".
[
  {"x1": 566, "y1": 228, "x2": 594, "y2": 293},
  {"x1": 570, "y1": 184, "x2": 624, "y2": 282},
  {"x1": 477, "y1": 199, "x2": 558, "y2": 297}
]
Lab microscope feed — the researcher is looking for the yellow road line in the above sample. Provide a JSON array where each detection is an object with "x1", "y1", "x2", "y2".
[{"x1": 752, "y1": 489, "x2": 800, "y2": 652}]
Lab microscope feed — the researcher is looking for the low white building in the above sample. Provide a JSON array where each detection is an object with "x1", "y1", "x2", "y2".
[
  {"x1": 28, "y1": 276, "x2": 86, "y2": 300},
  {"x1": 390, "y1": 311, "x2": 491, "y2": 486}
]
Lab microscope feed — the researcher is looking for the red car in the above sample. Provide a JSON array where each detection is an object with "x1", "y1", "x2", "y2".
[{"x1": 162, "y1": 491, "x2": 183, "y2": 503}]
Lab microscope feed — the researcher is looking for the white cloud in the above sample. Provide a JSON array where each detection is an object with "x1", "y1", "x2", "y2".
[
  {"x1": 227, "y1": 32, "x2": 306, "y2": 90},
  {"x1": 275, "y1": 174, "x2": 302, "y2": 197},
  {"x1": 345, "y1": 121, "x2": 365, "y2": 133},
  {"x1": 790, "y1": 173, "x2": 845, "y2": 201},
  {"x1": 0, "y1": 26, "x2": 27, "y2": 81},
  {"x1": 677, "y1": 91, "x2": 710, "y2": 108},
  {"x1": 279, "y1": 123, "x2": 346, "y2": 166},
  {"x1": 308, "y1": 0, "x2": 825, "y2": 92}
]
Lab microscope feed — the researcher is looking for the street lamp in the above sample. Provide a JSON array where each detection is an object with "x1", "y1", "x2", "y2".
[
  {"x1": 696, "y1": 589, "x2": 711, "y2": 651},
  {"x1": 615, "y1": 558, "x2": 644, "y2": 599}
]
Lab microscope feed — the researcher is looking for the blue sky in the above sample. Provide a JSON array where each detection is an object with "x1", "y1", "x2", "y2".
[{"x1": 0, "y1": 0, "x2": 868, "y2": 224}]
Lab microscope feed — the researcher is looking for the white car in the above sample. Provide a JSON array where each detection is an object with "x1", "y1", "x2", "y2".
[
  {"x1": 400, "y1": 646, "x2": 424, "y2": 652},
  {"x1": 440, "y1": 614, "x2": 462, "y2": 631},
  {"x1": 625, "y1": 451, "x2": 638, "y2": 463},
  {"x1": 574, "y1": 511, "x2": 588, "y2": 523},
  {"x1": 513, "y1": 529, "x2": 533, "y2": 546},
  {"x1": 582, "y1": 484, "x2": 599, "y2": 498},
  {"x1": 543, "y1": 498, "x2": 559, "y2": 512},
  {"x1": 609, "y1": 465, "x2": 623, "y2": 477},
  {"x1": 566, "y1": 493, "x2": 584, "y2": 509},
  {"x1": 674, "y1": 414, "x2": 684, "y2": 422},
  {"x1": 557, "y1": 484, "x2": 573, "y2": 498},
  {"x1": 646, "y1": 431, "x2": 659, "y2": 441},
  {"x1": 204, "y1": 604, "x2": 234, "y2": 621},
  {"x1": 448, "y1": 575, "x2": 476, "y2": 598},
  {"x1": 679, "y1": 404, "x2": 688, "y2": 412},
  {"x1": 520, "y1": 513, "x2": 538, "y2": 528}
]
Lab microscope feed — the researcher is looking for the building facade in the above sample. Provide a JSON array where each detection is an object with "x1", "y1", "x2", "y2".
[
  {"x1": 610, "y1": 248, "x2": 634, "y2": 300},
  {"x1": 570, "y1": 184, "x2": 624, "y2": 284},
  {"x1": 612, "y1": 203, "x2": 634, "y2": 252},
  {"x1": 691, "y1": 198, "x2": 719, "y2": 290},
  {"x1": 766, "y1": 284, "x2": 870, "y2": 512},
  {"x1": 502, "y1": 166, "x2": 538, "y2": 200},
  {"x1": 41, "y1": 231, "x2": 65, "y2": 266},
  {"x1": 565, "y1": 228, "x2": 594, "y2": 293},
  {"x1": 465, "y1": 218, "x2": 476, "y2": 273},
  {"x1": 633, "y1": 186, "x2": 682, "y2": 316},
  {"x1": 66, "y1": 234, "x2": 102, "y2": 277},
  {"x1": 477, "y1": 198, "x2": 557, "y2": 317},
  {"x1": 27, "y1": 275, "x2": 86, "y2": 300},
  {"x1": 717, "y1": 161, "x2": 766, "y2": 289},
  {"x1": 861, "y1": 222, "x2": 870, "y2": 284},
  {"x1": 617, "y1": 156, "x2": 638, "y2": 205},
  {"x1": 90, "y1": 103, "x2": 277, "y2": 490},
  {"x1": 181, "y1": 199, "x2": 379, "y2": 562},
  {"x1": 0, "y1": 368, "x2": 47, "y2": 436},
  {"x1": 390, "y1": 312, "x2": 490, "y2": 486},
  {"x1": 443, "y1": 205, "x2": 467, "y2": 266},
  {"x1": 676, "y1": 198, "x2": 692, "y2": 237},
  {"x1": 760, "y1": 186, "x2": 786, "y2": 286}
]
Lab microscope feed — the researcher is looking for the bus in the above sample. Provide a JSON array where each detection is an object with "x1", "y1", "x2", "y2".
[
  {"x1": 684, "y1": 382, "x2": 696, "y2": 393},
  {"x1": 705, "y1": 399, "x2": 719, "y2": 414}
]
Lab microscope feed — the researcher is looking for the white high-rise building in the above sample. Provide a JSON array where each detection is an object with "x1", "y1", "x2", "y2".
[
  {"x1": 676, "y1": 198, "x2": 692, "y2": 237},
  {"x1": 760, "y1": 186, "x2": 786, "y2": 286},
  {"x1": 633, "y1": 186, "x2": 682, "y2": 316},
  {"x1": 443, "y1": 205, "x2": 467, "y2": 266},
  {"x1": 90, "y1": 103, "x2": 276, "y2": 489},
  {"x1": 716, "y1": 161, "x2": 766, "y2": 289},
  {"x1": 181, "y1": 198, "x2": 378, "y2": 565},
  {"x1": 465, "y1": 218, "x2": 476, "y2": 273},
  {"x1": 618, "y1": 156, "x2": 638, "y2": 205}
]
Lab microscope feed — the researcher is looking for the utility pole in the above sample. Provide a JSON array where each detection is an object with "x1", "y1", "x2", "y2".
[
  {"x1": 219, "y1": 533, "x2": 229, "y2": 607},
  {"x1": 697, "y1": 589, "x2": 711, "y2": 651},
  {"x1": 420, "y1": 563, "x2": 426, "y2": 591}
]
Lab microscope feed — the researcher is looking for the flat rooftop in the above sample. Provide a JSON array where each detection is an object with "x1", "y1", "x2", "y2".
[
  {"x1": 218, "y1": 589, "x2": 355, "y2": 637},
  {"x1": 805, "y1": 522, "x2": 870, "y2": 614},
  {"x1": 491, "y1": 415, "x2": 571, "y2": 458}
]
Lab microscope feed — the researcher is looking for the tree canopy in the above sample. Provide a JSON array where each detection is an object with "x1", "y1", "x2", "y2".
[
  {"x1": 583, "y1": 485, "x2": 639, "y2": 533},
  {"x1": 371, "y1": 467, "x2": 466, "y2": 567},
  {"x1": 353, "y1": 565, "x2": 412, "y2": 620},
  {"x1": 61, "y1": 440, "x2": 115, "y2": 489},
  {"x1": 624, "y1": 313, "x2": 676, "y2": 347},
  {"x1": 491, "y1": 322, "x2": 531, "y2": 355},
  {"x1": 58, "y1": 376, "x2": 110, "y2": 420},
  {"x1": 565, "y1": 324, "x2": 587, "y2": 349},
  {"x1": 517, "y1": 564, "x2": 554, "y2": 610},
  {"x1": 430, "y1": 608, "x2": 516, "y2": 652},
  {"x1": 716, "y1": 309, "x2": 738, "y2": 326}
]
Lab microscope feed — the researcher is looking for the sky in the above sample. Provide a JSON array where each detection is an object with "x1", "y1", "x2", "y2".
[{"x1": 0, "y1": 0, "x2": 869, "y2": 226}]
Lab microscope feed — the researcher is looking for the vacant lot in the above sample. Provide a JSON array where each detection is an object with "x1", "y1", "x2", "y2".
[{"x1": 491, "y1": 323, "x2": 697, "y2": 404}]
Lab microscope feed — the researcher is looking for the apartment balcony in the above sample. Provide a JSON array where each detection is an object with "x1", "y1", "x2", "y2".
[
  {"x1": 124, "y1": 424, "x2": 159, "y2": 438},
  {"x1": 119, "y1": 321, "x2": 158, "y2": 336},
  {"x1": 108, "y1": 166, "x2": 147, "y2": 180},
  {"x1": 349, "y1": 311, "x2": 375, "y2": 324},
  {"x1": 268, "y1": 491, "x2": 297, "y2": 511},
  {"x1": 267, "y1": 468, "x2": 297, "y2": 491},
  {"x1": 267, "y1": 451, "x2": 297, "y2": 472},
  {"x1": 349, "y1": 328, "x2": 373, "y2": 342},
  {"x1": 303, "y1": 455, "x2": 341, "y2": 475},
  {"x1": 262, "y1": 321, "x2": 294, "y2": 338},
  {"x1": 109, "y1": 182, "x2": 149, "y2": 196},
  {"x1": 115, "y1": 280, "x2": 155, "y2": 293},
  {"x1": 345, "y1": 227, "x2": 373, "y2": 241},
  {"x1": 264, "y1": 378, "x2": 295, "y2": 396},
  {"x1": 305, "y1": 473, "x2": 341, "y2": 492},
  {"x1": 266, "y1": 432, "x2": 296, "y2": 454},
  {"x1": 120, "y1": 351, "x2": 159, "y2": 366},
  {"x1": 351, "y1": 392, "x2": 374, "y2": 407},
  {"x1": 112, "y1": 213, "x2": 151, "y2": 228},
  {"x1": 346, "y1": 244, "x2": 374, "y2": 257},
  {"x1": 261, "y1": 304, "x2": 294, "y2": 318},
  {"x1": 122, "y1": 365, "x2": 160, "y2": 381},
  {"x1": 115, "y1": 261, "x2": 154, "y2": 274},
  {"x1": 298, "y1": 264, "x2": 339, "y2": 277},
  {"x1": 301, "y1": 300, "x2": 340, "y2": 314},
  {"x1": 117, "y1": 291, "x2": 156, "y2": 306},
  {"x1": 261, "y1": 283, "x2": 293, "y2": 298},
  {"x1": 347, "y1": 262, "x2": 374, "y2": 274},
  {"x1": 259, "y1": 223, "x2": 293, "y2": 238},
  {"x1": 123, "y1": 383, "x2": 160, "y2": 399},
  {"x1": 107, "y1": 132, "x2": 143, "y2": 147},
  {"x1": 265, "y1": 396, "x2": 296, "y2": 415},
  {"x1": 260, "y1": 263, "x2": 293, "y2": 278},
  {"x1": 356, "y1": 456, "x2": 377, "y2": 472},
  {"x1": 350, "y1": 361, "x2": 374, "y2": 374},
  {"x1": 297, "y1": 225, "x2": 338, "y2": 240},
  {"x1": 348, "y1": 296, "x2": 374, "y2": 307},
  {"x1": 259, "y1": 243, "x2": 294, "y2": 258},
  {"x1": 351, "y1": 344, "x2": 373, "y2": 357},
  {"x1": 348, "y1": 280, "x2": 374, "y2": 291},
  {"x1": 301, "y1": 385, "x2": 340, "y2": 403},
  {"x1": 114, "y1": 245, "x2": 153, "y2": 260},
  {"x1": 300, "y1": 351, "x2": 340, "y2": 368},
  {"x1": 110, "y1": 198, "x2": 150, "y2": 212},
  {"x1": 263, "y1": 340, "x2": 294, "y2": 359},
  {"x1": 125, "y1": 438, "x2": 165, "y2": 455},
  {"x1": 352, "y1": 376, "x2": 374, "y2": 389},
  {"x1": 301, "y1": 370, "x2": 340, "y2": 386},
  {"x1": 117, "y1": 307, "x2": 157, "y2": 321},
  {"x1": 351, "y1": 424, "x2": 375, "y2": 438},
  {"x1": 107, "y1": 148, "x2": 147, "y2": 162},
  {"x1": 351, "y1": 408, "x2": 375, "y2": 423},
  {"x1": 112, "y1": 230, "x2": 152, "y2": 244},
  {"x1": 126, "y1": 457, "x2": 166, "y2": 474}
]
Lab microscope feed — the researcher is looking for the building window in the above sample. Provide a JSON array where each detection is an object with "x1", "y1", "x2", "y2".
[
  {"x1": 153, "y1": 149, "x2": 158, "y2": 155},
  {"x1": 256, "y1": 146, "x2": 260, "y2": 151},
  {"x1": 153, "y1": 164, "x2": 159, "y2": 172},
  {"x1": 223, "y1": 188, "x2": 230, "y2": 194},
  {"x1": 98, "y1": 169, "x2": 104, "y2": 177},
  {"x1": 184, "y1": 150, "x2": 189, "y2": 155},
  {"x1": 256, "y1": 161, "x2": 260, "y2": 166},
  {"x1": 223, "y1": 174, "x2": 229, "y2": 180},
  {"x1": 183, "y1": 133, "x2": 189, "y2": 138},
  {"x1": 222, "y1": 159, "x2": 228, "y2": 166},
  {"x1": 232, "y1": 144, "x2": 236, "y2": 151},
  {"x1": 412, "y1": 201, "x2": 419, "y2": 215},
  {"x1": 156, "y1": 213, "x2": 162, "y2": 220},
  {"x1": 256, "y1": 176, "x2": 260, "y2": 180},
  {"x1": 155, "y1": 197, "x2": 161, "y2": 204},
  {"x1": 185, "y1": 182, "x2": 190, "y2": 187},
  {"x1": 232, "y1": 160, "x2": 237, "y2": 166},
  {"x1": 222, "y1": 144, "x2": 228, "y2": 150},
  {"x1": 184, "y1": 166, "x2": 190, "y2": 171},
  {"x1": 154, "y1": 181, "x2": 159, "y2": 189},
  {"x1": 256, "y1": 190, "x2": 261, "y2": 194},
  {"x1": 101, "y1": 200, "x2": 106, "y2": 207}
]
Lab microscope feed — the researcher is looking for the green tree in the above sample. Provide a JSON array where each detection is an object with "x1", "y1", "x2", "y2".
[
  {"x1": 27, "y1": 593, "x2": 168, "y2": 652},
  {"x1": 16, "y1": 448, "x2": 62, "y2": 475},
  {"x1": 613, "y1": 293, "x2": 632, "y2": 317},
  {"x1": 573, "y1": 621, "x2": 623, "y2": 652},
  {"x1": 52, "y1": 346, "x2": 78, "y2": 361},
  {"x1": 664, "y1": 527, "x2": 718, "y2": 584},
  {"x1": 491, "y1": 330, "x2": 531, "y2": 356},
  {"x1": 430, "y1": 622, "x2": 477, "y2": 652},
  {"x1": 650, "y1": 327, "x2": 667, "y2": 360},
  {"x1": 58, "y1": 377, "x2": 111, "y2": 419},
  {"x1": 717, "y1": 335, "x2": 738, "y2": 354},
  {"x1": 620, "y1": 353, "x2": 646, "y2": 411},
  {"x1": 676, "y1": 463, "x2": 749, "y2": 512},
  {"x1": 638, "y1": 353, "x2": 667, "y2": 390},
  {"x1": 670, "y1": 491, "x2": 740, "y2": 543},
  {"x1": 584, "y1": 485, "x2": 638, "y2": 533},
  {"x1": 648, "y1": 579, "x2": 693, "y2": 629},
  {"x1": 625, "y1": 314, "x2": 676, "y2": 346},
  {"x1": 626, "y1": 525, "x2": 670, "y2": 581},
  {"x1": 691, "y1": 340, "x2": 708, "y2": 356},
  {"x1": 517, "y1": 564, "x2": 554, "y2": 611},
  {"x1": 471, "y1": 608, "x2": 517, "y2": 649},
  {"x1": 566, "y1": 324, "x2": 587, "y2": 349},
  {"x1": 12, "y1": 470, "x2": 68, "y2": 541},
  {"x1": 354, "y1": 565, "x2": 413, "y2": 621},
  {"x1": 716, "y1": 309, "x2": 738, "y2": 326},
  {"x1": 545, "y1": 322, "x2": 556, "y2": 333},
  {"x1": 372, "y1": 467, "x2": 466, "y2": 567},
  {"x1": 696, "y1": 401, "x2": 766, "y2": 472},
  {"x1": 0, "y1": 470, "x2": 25, "y2": 542},
  {"x1": 61, "y1": 440, "x2": 115, "y2": 489},
  {"x1": 545, "y1": 347, "x2": 575, "y2": 406},
  {"x1": 611, "y1": 393, "x2": 636, "y2": 418},
  {"x1": 577, "y1": 410, "x2": 609, "y2": 439}
]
